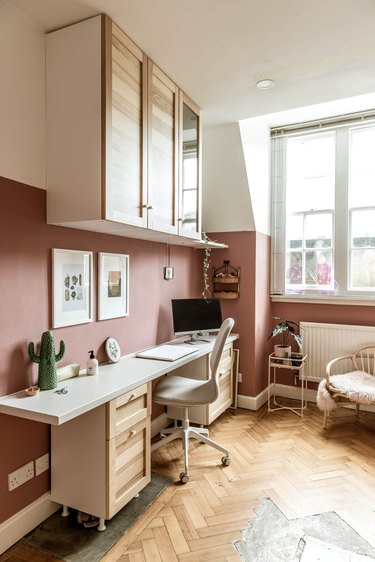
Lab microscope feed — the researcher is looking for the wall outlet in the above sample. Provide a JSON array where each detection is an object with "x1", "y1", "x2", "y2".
[
  {"x1": 35, "y1": 453, "x2": 49, "y2": 476},
  {"x1": 238, "y1": 372, "x2": 242, "y2": 383},
  {"x1": 8, "y1": 461, "x2": 34, "y2": 491}
]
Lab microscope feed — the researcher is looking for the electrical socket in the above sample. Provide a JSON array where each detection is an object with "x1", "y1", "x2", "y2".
[
  {"x1": 35, "y1": 453, "x2": 49, "y2": 476},
  {"x1": 238, "y1": 372, "x2": 242, "y2": 383},
  {"x1": 8, "y1": 461, "x2": 34, "y2": 491}
]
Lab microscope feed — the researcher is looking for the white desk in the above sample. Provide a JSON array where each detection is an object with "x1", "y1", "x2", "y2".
[
  {"x1": 0, "y1": 334, "x2": 238, "y2": 531},
  {"x1": 0, "y1": 335, "x2": 238, "y2": 425}
]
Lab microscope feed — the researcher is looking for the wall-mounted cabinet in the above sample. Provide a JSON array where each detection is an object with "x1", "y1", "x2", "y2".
[{"x1": 46, "y1": 15, "x2": 203, "y2": 246}]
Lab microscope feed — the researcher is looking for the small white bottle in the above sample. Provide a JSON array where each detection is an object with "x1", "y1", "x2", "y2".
[{"x1": 86, "y1": 350, "x2": 98, "y2": 375}]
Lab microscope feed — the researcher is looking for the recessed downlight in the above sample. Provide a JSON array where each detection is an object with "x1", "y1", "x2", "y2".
[{"x1": 256, "y1": 79, "x2": 276, "y2": 90}]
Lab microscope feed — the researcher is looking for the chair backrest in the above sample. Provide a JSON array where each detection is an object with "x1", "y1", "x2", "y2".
[
  {"x1": 354, "y1": 345, "x2": 375, "y2": 375},
  {"x1": 202, "y1": 318, "x2": 234, "y2": 404}
]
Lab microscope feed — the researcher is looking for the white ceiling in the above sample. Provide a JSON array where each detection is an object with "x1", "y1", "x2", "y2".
[{"x1": 7, "y1": 0, "x2": 375, "y2": 128}]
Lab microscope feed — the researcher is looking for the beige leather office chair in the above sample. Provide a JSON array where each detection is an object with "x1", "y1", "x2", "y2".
[{"x1": 151, "y1": 317, "x2": 234, "y2": 483}]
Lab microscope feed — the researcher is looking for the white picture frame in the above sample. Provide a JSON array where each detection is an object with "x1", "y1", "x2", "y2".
[
  {"x1": 52, "y1": 248, "x2": 93, "y2": 328},
  {"x1": 98, "y1": 252, "x2": 129, "y2": 320}
]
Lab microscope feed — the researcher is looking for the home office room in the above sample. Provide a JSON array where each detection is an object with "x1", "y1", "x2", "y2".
[{"x1": 2, "y1": 1, "x2": 375, "y2": 561}]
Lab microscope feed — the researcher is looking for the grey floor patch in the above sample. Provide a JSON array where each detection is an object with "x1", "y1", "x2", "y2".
[
  {"x1": 235, "y1": 497, "x2": 375, "y2": 562},
  {"x1": 21, "y1": 474, "x2": 171, "y2": 562}
]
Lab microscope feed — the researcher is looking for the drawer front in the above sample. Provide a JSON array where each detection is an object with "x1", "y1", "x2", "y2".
[
  {"x1": 217, "y1": 343, "x2": 233, "y2": 375},
  {"x1": 107, "y1": 383, "x2": 149, "y2": 439},
  {"x1": 107, "y1": 416, "x2": 151, "y2": 518},
  {"x1": 209, "y1": 367, "x2": 233, "y2": 420}
]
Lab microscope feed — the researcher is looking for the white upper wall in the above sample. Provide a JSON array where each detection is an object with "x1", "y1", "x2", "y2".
[
  {"x1": 0, "y1": 1, "x2": 45, "y2": 188},
  {"x1": 239, "y1": 117, "x2": 271, "y2": 236},
  {"x1": 202, "y1": 123, "x2": 255, "y2": 233}
]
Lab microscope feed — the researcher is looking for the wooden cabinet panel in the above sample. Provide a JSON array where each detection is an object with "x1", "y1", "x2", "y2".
[
  {"x1": 148, "y1": 62, "x2": 178, "y2": 234},
  {"x1": 105, "y1": 21, "x2": 147, "y2": 227},
  {"x1": 107, "y1": 383, "x2": 149, "y2": 439}
]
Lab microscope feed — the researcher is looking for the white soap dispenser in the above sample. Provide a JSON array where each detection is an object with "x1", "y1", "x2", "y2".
[{"x1": 86, "y1": 350, "x2": 98, "y2": 376}]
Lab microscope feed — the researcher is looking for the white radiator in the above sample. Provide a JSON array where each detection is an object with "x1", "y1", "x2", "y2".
[{"x1": 300, "y1": 321, "x2": 375, "y2": 381}]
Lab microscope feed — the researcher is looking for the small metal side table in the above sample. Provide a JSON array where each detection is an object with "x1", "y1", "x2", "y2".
[{"x1": 268, "y1": 352, "x2": 308, "y2": 417}]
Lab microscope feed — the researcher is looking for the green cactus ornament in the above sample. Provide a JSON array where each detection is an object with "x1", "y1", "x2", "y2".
[{"x1": 28, "y1": 331, "x2": 65, "y2": 390}]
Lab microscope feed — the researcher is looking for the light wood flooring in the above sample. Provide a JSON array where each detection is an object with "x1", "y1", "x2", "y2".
[{"x1": 3, "y1": 400, "x2": 375, "y2": 561}]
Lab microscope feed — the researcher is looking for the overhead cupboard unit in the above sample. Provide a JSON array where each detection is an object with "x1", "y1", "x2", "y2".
[{"x1": 46, "y1": 14, "x2": 202, "y2": 244}]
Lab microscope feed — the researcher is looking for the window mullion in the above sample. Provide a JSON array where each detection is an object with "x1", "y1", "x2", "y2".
[{"x1": 334, "y1": 127, "x2": 349, "y2": 294}]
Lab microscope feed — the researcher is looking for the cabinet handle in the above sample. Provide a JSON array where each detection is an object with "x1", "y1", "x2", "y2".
[
  {"x1": 129, "y1": 394, "x2": 135, "y2": 401},
  {"x1": 130, "y1": 429, "x2": 136, "y2": 436}
]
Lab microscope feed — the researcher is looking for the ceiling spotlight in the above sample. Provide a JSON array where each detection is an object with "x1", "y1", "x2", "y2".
[{"x1": 256, "y1": 79, "x2": 276, "y2": 90}]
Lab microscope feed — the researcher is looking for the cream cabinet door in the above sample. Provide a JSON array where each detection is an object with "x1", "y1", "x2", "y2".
[{"x1": 147, "y1": 61, "x2": 179, "y2": 234}]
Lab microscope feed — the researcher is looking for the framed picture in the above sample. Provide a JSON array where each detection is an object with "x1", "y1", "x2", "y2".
[
  {"x1": 98, "y1": 253, "x2": 129, "y2": 320},
  {"x1": 52, "y1": 248, "x2": 93, "y2": 328}
]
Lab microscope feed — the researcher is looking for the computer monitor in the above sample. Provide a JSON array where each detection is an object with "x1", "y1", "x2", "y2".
[{"x1": 172, "y1": 298, "x2": 223, "y2": 342}]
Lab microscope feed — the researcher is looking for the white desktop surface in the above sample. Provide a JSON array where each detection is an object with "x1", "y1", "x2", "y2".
[{"x1": 0, "y1": 334, "x2": 238, "y2": 426}]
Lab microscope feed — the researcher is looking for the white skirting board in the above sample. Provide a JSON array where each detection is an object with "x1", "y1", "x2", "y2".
[
  {"x1": 237, "y1": 384, "x2": 318, "y2": 411},
  {"x1": 0, "y1": 493, "x2": 60, "y2": 555}
]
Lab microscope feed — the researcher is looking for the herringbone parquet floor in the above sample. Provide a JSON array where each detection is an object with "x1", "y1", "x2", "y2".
[{"x1": 4, "y1": 401, "x2": 375, "y2": 561}]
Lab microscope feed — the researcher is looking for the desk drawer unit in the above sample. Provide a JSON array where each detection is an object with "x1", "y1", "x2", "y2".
[
  {"x1": 51, "y1": 382, "x2": 151, "y2": 521},
  {"x1": 167, "y1": 342, "x2": 234, "y2": 425}
]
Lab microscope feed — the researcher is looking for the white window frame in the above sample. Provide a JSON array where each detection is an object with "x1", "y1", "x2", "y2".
[{"x1": 271, "y1": 122, "x2": 375, "y2": 305}]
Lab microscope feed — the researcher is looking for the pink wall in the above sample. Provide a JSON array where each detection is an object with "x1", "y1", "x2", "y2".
[
  {"x1": 0, "y1": 176, "x2": 202, "y2": 524},
  {"x1": 208, "y1": 231, "x2": 271, "y2": 397}
]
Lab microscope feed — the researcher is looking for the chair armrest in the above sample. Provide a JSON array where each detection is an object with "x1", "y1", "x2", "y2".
[{"x1": 325, "y1": 354, "x2": 356, "y2": 383}]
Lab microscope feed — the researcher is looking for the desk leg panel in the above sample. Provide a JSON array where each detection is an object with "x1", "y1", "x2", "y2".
[{"x1": 51, "y1": 404, "x2": 107, "y2": 518}]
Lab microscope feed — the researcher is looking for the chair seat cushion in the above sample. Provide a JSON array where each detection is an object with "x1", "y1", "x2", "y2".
[
  {"x1": 153, "y1": 375, "x2": 217, "y2": 407},
  {"x1": 317, "y1": 370, "x2": 375, "y2": 412}
]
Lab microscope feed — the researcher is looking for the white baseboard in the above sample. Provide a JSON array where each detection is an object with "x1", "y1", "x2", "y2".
[
  {"x1": 237, "y1": 383, "x2": 317, "y2": 411},
  {"x1": 237, "y1": 387, "x2": 268, "y2": 411},
  {"x1": 0, "y1": 493, "x2": 60, "y2": 555}
]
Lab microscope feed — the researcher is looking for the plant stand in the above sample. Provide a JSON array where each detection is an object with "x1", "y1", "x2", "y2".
[{"x1": 267, "y1": 352, "x2": 308, "y2": 417}]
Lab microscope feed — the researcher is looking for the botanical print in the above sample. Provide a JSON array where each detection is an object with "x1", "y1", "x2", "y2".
[
  {"x1": 107, "y1": 270, "x2": 122, "y2": 298},
  {"x1": 62, "y1": 264, "x2": 85, "y2": 312}
]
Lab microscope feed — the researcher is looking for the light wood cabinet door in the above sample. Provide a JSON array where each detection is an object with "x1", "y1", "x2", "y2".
[
  {"x1": 147, "y1": 62, "x2": 179, "y2": 234},
  {"x1": 178, "y1": 94, "x2": 202, "y2": 239},
  {"x1": 104, "y1": 19, "x2": 148, "y2": 228}
]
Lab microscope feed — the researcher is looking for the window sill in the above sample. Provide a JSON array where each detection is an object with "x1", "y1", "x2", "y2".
[{"x1": 271, "y1": 294, "x2": 375, "y2": 306}]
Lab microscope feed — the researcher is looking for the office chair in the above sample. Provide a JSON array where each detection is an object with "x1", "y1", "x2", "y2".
[{"x1": 151, "y1": 317, "x2": 234, "y2": 483}]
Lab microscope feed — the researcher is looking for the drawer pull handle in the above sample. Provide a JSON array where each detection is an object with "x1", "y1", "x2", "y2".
[
  {"x1": 130, "y1": 430, "x2": 136, "y2": 437},
  {"x1": 129, "y1": 394, "x2": 136, "y2": 401},
  {"x1": 219, "y1": 370, "x2": 225, "y2": 377}
]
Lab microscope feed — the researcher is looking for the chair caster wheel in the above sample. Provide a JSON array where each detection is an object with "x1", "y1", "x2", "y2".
[
  {"x1": 179, "y1": 472, "x2": 189, "y2": 484},
  {"x1": 221, "y1": 455, "x2": 231, "y2": 466}
]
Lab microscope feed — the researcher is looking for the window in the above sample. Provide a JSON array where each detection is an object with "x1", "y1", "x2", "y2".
[{"x1": 271, "y1": 122, "x2": 375, "y2": 299}]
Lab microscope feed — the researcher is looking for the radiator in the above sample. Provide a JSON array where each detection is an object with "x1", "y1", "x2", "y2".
[{"x1": 300, "y1": 321, "x2": 375, "y2": 381}]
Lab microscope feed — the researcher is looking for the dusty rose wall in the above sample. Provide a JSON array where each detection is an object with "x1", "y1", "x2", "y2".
[
  {"x1": 0, "y1": 176, "x2": 202, "y2": 524},
  {"x1": 208, "y1": 231, "x2": 271, "y2": 397}
]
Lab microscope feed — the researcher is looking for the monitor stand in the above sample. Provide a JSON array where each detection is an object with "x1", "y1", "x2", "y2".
[{"x1": 184, "y1": 333, "x2": 211, "y2": 344}]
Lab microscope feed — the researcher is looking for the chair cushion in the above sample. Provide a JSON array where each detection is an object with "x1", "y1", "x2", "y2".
[
  {"x1": 153, "y1": 375, "x2": 217, "y2": 407},
  {"x1": 317, "y1": 370, "x2": 375, "y2": 412}
]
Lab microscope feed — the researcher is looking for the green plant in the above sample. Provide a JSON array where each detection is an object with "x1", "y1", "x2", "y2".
[
  {"x1": 268, "y1": 317, "x2": 302, "y2": 348},
  {"x1": 28, "y1": 331, "x2": 65, "y2": 390},
  {"x1": 202, "y1": 232, "x2": 212, "y2": 299}
]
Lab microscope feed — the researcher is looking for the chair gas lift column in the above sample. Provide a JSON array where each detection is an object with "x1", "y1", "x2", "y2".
[{"x1": 268, "y1": 352, "x2": 308, "y2": 417}]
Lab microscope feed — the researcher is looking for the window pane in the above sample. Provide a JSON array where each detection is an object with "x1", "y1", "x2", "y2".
[
  {"x1": 351, "y1": 209, "x2": 375, "y2": 248},
  {"x1": 351, "y1": 249, "x2": 375, "y2": 289},
  {"x1": 305, "y1": 250, "x2": 333, "y2": 287},
  {"x1": 286, "y1": 133, "x2": 335, "y2": 213},
  {"x1": 286, "y1": 215, "x2": 303, "y2": 249},
  {"x1": 349, "y1": 127, "x2": 375, "y2": 207},
  {"x1": 286, "y1": 253, "x2": 302, "y2": 285},
  {"x1": 305, "y1": 213, "x2": 332, "y2": 248}
]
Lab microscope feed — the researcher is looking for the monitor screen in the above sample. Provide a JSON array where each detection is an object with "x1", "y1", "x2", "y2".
[{"x1": 172, "y1": 298, "x2": 222, "y2": 337}]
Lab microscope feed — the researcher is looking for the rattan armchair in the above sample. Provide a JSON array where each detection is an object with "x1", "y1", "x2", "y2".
[{"x1": 317, "y1": 345, "x2": 375, "y2": 428}]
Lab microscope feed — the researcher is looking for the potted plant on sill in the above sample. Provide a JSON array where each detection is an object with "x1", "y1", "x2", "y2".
[{"x1": 268, "y1": 317, "x2": 303, "y2": 363}]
